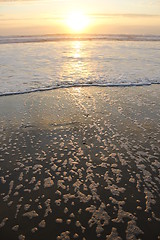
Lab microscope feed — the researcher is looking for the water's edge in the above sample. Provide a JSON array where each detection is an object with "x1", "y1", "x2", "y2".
[{"x1": 0, "y1": 82, "x2": 160, "y2": 97}]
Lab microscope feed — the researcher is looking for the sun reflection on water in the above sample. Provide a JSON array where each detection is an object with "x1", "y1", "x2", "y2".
[
  {"x1": 73, "y1": 41, "x2": 81, "y2": 59},
  {"x1": 59, "y1": 41, "x2": 92, "y2": 85}
]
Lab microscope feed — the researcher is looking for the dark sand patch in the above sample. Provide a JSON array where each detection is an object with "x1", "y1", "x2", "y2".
[{"x1": 0, "y1": 86, "x2": 160, "y2": 240}]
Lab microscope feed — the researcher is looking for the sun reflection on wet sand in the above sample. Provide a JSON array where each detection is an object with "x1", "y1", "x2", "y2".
[{"x1": 0, "y1": 86, "x2": 160, "y2": 239}]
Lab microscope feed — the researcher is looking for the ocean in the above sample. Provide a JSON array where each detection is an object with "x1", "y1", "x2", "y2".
[
  {"x1": 0, "y1": 34, "x2": 160, "y2": 96},
  {"x1": 0, "y1": 34, "x2": 160, "y2": 240}
]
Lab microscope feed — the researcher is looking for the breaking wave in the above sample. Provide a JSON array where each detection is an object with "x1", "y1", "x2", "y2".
[{"x1": 0, "y1": 34, "x2": 160, "y2": 45}]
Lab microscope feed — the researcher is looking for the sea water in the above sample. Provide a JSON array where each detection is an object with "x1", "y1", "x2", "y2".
[{"x1": 0, "y1": 34, "x2": 160, "y2": 96}]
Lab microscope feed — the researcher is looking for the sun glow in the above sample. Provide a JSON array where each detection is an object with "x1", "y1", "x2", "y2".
[{"x1": 67, "y1": 12, "x2": 89, "y2": 33}]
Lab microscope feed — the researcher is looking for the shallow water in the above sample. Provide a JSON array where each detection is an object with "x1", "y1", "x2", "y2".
[{"x1": 0, "y1": 35, "x2": 160, "y2": 95}]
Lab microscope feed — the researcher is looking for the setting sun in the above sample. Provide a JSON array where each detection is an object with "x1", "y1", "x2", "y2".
[{"x1": 67, "y1": 12, "x2": 89, "y2": 33}]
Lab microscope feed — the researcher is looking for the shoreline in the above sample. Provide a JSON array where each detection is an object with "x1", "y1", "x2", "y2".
[{"x1": 0, "y1": 82, "x2": 160, "y2": 97}]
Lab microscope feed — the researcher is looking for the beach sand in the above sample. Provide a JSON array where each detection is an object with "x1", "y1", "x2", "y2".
[{"x1": 0, "y1": 86, "x2": 160, "y2": 240}]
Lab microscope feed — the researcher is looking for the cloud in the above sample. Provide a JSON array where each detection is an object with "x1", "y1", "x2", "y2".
[
  {"x1": 0, "y1": 16, "x2": 63, "y2": 21},
  {"x1": 0, "y1": 0, "x2": 35, "y2": 2},
  {"x1": 1, "y1": 13, "x2": 158, "y2": 17},
  {"x1": 1, "y1": 0, "x2": 57, "y2": 1},
  {"x1": 0, "y1": 13, "x2": 160, "y2": 22},
  {"x1": 89, "y1": 13, "x2": 160, "y2": 18}
]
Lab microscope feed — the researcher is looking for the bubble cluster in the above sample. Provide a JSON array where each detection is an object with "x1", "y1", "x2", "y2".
[{"x1": 0, "y1": 86, "x2": 160, "y2": 239}]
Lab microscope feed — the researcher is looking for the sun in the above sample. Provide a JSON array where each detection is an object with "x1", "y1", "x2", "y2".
[{"x1": 67, "y1": 12, "x2": 89, "y2": 33}]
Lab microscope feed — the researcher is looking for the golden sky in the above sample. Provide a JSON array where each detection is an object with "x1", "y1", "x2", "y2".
[{"x1": 0, "y1": 0, "x2": 160, "y2": 35}]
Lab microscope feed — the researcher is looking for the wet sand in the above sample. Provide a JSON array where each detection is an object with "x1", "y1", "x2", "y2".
[{"x1": 0, "y1": 86, "x2": 160, "y2": 240}]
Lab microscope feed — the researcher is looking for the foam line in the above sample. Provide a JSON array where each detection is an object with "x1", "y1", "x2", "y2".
[{"x1": 0, "y1": 82, "x2": 160, "y2": 97}]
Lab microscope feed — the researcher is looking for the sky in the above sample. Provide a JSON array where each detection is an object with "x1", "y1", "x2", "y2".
[{"x1": 0, "y1": 0, "x2": 160, "y2": 35}]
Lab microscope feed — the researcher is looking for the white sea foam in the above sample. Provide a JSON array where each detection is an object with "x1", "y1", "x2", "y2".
[{"x1": 0, "y1": 35, "x2": 160, "y2": 96}]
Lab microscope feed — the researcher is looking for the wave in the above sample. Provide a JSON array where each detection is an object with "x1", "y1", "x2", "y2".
[
  {"x1": 0, "y1": 34, "x2": 160, "y2": 45},
  {"x1": 0, "y1": 82, "x2": 160, "y2": 97}
]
